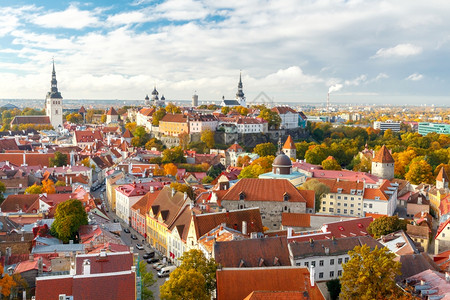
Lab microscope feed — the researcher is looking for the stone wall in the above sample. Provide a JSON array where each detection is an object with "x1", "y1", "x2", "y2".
[{"x1": 0, "y1": 241, "x2": 32, "y2": 255}]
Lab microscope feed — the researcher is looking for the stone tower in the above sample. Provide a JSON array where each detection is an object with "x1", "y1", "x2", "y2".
[
  {"x1": 236, "y1": 73, "x2": 246, "y2": 107},
  {"x1": 282, "y1": 135, "x2": 296, "y2": 160},
  {"x1": 45, "y1": 60, "x2": 63, "y2": 130},
  {"x1": 371, "y1": 145, "x2": 395, "y2": 180},
  {"x1": 192, "y1": 92, "x2": 198, "y2": 107}
]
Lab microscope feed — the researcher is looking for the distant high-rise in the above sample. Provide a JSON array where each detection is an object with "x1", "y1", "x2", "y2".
[
  {"x1": 192, "y1": 92, "x2": 198, "y2": 107},
  {"x1": 45, "y1": 60, "x2": 63, "y2": 129}
]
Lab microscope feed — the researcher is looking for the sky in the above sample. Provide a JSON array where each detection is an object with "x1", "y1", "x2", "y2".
[{"x1": 0, "y1": 0, "x2": 450, "y2": 106}]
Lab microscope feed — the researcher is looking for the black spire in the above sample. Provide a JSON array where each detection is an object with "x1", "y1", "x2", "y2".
[
  {"x1": 48, "y1": 59, "x2": 62, "y2": 99},
  {"x1": 236, "y1": 72, "x2": 244, "y2": 99}
]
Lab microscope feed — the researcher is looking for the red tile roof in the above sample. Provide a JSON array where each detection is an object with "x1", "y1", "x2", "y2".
[
  {"x1": 223, "y1": 178, "x2": 309, "y2": 203},
  {"x1": 0, "y1": 194, "x2": 39, "y2": 212},
  {"x1": 436, "y1": 218, "x2": 450, "y2": 240},
  {"x1": 244, "y1": 291, "x2": 308, "y2": 300},
  {"x1": 216, "y1": 267, "x2": 324, "y2": 300},
  {"x1": 322, "y1": 217, "x2": 373, "y2": 238},
  {"x1": 74, "y1": 130, "x2": 103, "y2": 143},
  {"x1": 160, "y1": 113, "x2": 187, "y2": 123},
  {"x1": 11, "y1": 116, "x2": 51, "y2": 125},
  {"x1": 437, "y1": 167, "x2": 449, "y2": 182},
  {"x1": 139, "y1": 107, "x2": 155, "y2": 116},
  {"x1": 0, "y1": 139, "x2": 19, "y2": 151},
  {"x1": 106, "y1": 107, "x2": 118, "y2": 115},
  {"x1": 75, "y1": 251, "x2": 134, "y2": 275},
  {"x1": 0, "y1": 152, "x2": 68, "y2": 167},
  {"x1": 227, "y1": 143, "x2": 243, "y2": 152},
  {"x1": 271, "y1": 107, "x2": 297, "y2": 114},
  {"x1": 281, "y1": 213, "x2": 311, "y2": 227},
  {"x1": 122, "y1": 128, "x2": 134, "y2": 138},
  {"x1": 282, "y1": 135, "x2": 295, "y2": 150},
  {"x1": 372, "y1": 145, "x2": 394, "y2": 163}
]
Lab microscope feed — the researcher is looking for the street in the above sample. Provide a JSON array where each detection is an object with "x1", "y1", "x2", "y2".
[{"x1": 91, "y1": 183, "x2": 166, "y2": 299}]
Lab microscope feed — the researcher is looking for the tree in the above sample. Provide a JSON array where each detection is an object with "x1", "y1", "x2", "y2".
[
  {"x1": 178, "y1": 132, "x2": 190, "y2": 150},
  {"x1": 251, "y1": 155, "x2": 275, "y2": 173},
  {"x1": 162, "y1": 147, "x2": 186, "y2": 163},
  {"x1": 152, "y1": 108, "x2": 166, "y2": 126},
  {"x1": 253, "y1": 142, "x2": 277, "y2": 157},
  {"x1": 145, "y1": 138, "x2": 165, "y2": 151},
  {"x1": 125, "y1": 122, "x2": 137, "y2": 132},
  {"x1": 0, "y1": 265, "x2": 16, "y2": 297},
  {"x1": 170, "y1": 182, "x2": 194, "y2": 199},
  {"x1": 0, "y1": 180, "x2": 5, "y2": 204},
  {"x1": 139, "y1": 260, "x2": 156, "y2": 300},
  {"x1": 326, "y1": 279, "x2": 341, "y2": 300},
  {"x1": 304, "y1": 145, "x2": 329, "y2": 165},
  {"x1": 41, "y1": 179, "x2": 56, "y2": 194},
  {"x1": 238, "y1": 164, "x2": 264, "y2": 179},
  {"x1": 200, "y1": 129, "x2": 215, "y2": 149},
  {"x1": 160, "y1": 249, "x2": 217, "y2": 300},
  {"x1": 405, "y1": 160, "x2": 434, "y2": 185},
  {"x1": 164, "y1": 163, "x2": 178, "y2": 177},
  {"x1": 298, "y1": 179, "x2": 330, "y2": 212},
  {"x1": 202, "y1": 176, "x2": 214, "y2": 184},
  {"x1": 295, "y1": 141, "x2": 314, "y2": 160},
  {"x1": 236, "y1": 155, "x2": 251, "y2": 167},
  {"x1": 51, "y1": 199, "x2": 88, "y2": 243},
  {"x1": 221, "y1": 106, "x2": 230, "y2": 115},
  {"x1": 49, "y1": 151, "x2": 68, "y2": 167},
  {"x1": 367, "y1": 215, "x2": 408, "y2": 238},
  {"x1": 340, "y1": 244, "x2": 401, "y2": 300},
  {"x1": 66, "y1": 113, "x2": 83, "y2": 124},
  {"x1": 25, "y1": 183, "x2": 42, "y2": 194},
  {"x1": 55, "y1": 180, "x2": 66, "y2": 187},
  {"x1": 132, "y1": 126, "x2": 150, "y2": 147},
  {"x1": 321, "y1": 156, "x2": 342, "y2": 170},
  {"x1": 100, "y1": 114, "x2": 107, "y2": 123},
  {"x1": 165, "y1": 103, "x2": 181, "y2": 114},
  {"x1": 259, "y1": 108, "x2": 281, "y2": 129}
]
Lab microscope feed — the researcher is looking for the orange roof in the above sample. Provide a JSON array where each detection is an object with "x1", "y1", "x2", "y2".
[
  {"x1": 139, "y1": 107, "x2": 155, "y2": 116},
  {"x1": 437, "y1": 167, "x2": 449, "y2": 182},
  {"x1": 123, "y1": 129, "x2": 134, "y2": 138},
  {"x1": 216, "y1": 267, "x2": 324, "y2": 300},
  {"x1": 227, "y1": 143, "x2": 243, "y2": 152},
  {"x1": 106, "y1": 107, "x2": 118, "y2": 115},
  {"x1": 310, "y1": 178, "x2": 364, "y2": 194},
  {"x1": 244, "y1": 291, "x2": 308, "y2": 300},
  {"x1": 160, "y1": 113, "x2": 187, "y2": 123},
  {"x1": 365, "y1": 213, "x2": 387, "y2": 220},
  {"x1": 282, "y1": 135, "x2": 295, "y2": 150},
  {"x1": 281, "y1": 213, "x2": 310, "y2": 227},
  {"x1": 372, "y1": 145, "x2": 394, "y2": 163}
]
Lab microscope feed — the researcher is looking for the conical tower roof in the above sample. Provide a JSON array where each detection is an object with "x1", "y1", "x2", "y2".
[
  {"x1": 373, "y1": 145, "x2": 394, "y2": 163},
  {"x1": 437, "y1": 167, "x2": 449, "y2": 183},
  {"x1": 282, "y1": 135, "x2": 295, "y2": 150}
]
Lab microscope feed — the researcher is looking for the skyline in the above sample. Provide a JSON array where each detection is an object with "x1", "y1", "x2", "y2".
[{"x1": 0, "y1": 1, "x2": 450, "y2": 105}]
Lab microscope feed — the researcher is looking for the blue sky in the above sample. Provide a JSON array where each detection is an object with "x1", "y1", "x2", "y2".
[{"x1": 0, "y1": 0, "x2": 450, "y2": 105}]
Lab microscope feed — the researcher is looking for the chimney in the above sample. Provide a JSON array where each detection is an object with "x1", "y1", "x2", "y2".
[
  {"x1": 29, "y1": 253, "x2": 34, "y2": 262},
  {"x1": 184, "y1": 192, "x2": 188, "y2": 200},
  {"x1": 287, "y1": 227, "x2": 293, "y2": 238},
  {"x1": 171, "y1": 188, "x2": 176, "y2": 197},
  {"x1": 310, "y1": 266, "x2": 315, "y2": 287},
  {"x1": 150, "y1": 186, "x2": 154, "y2": 193},
  {"x1": 242, "y1": 221, "x2": 247, "y2": 235},
  {"x1": 418, "y1": 197, "x2": 422, "y2": 205},
  {"x1": 324, "y1": 247, "x2": 330, "y2": 255},
  {"x1": 83, "y1": 259, "x2": 91, "y2": 275},
  {"x1": 37, "y1": 257, "x2": 43, "y2": 275},
  {"x1": 337, "y1": 177, "x2": 340, "y2": 182}
]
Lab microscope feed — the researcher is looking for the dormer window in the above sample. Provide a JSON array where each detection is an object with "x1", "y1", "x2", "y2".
[
  {"x1": 239, "y1": 192, "x2": 245, "y2": 201},
  {"x1": 337, "y1": 188, "x2": 343, "y2": 194},
  {"x1": 283, "y1": 192, "x2": 289, "y2": 201}
]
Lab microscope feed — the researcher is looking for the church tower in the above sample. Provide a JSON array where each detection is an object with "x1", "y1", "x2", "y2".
[
  {"x1": 371, "y1": 145, "x2": 395, "y2": 180},
  {"x1": 282, "y1": 135, "x2": 296, "y2": 159},
  {"x1": 45, "y1": 60, "x2": 63, "y2": 130},
  {"x1": 236, "y1": 73, "x2": 246, "y2": 107}
]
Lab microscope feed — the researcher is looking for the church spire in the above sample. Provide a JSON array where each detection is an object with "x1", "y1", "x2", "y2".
[
  {"x1": 49, "y1": 59, "x2": 62, "y2": 99},
  {"x1": 235, "y1": 71, "x2": 245, "y2": 105}
]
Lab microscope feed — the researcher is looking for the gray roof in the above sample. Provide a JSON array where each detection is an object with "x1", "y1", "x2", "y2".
[
  {"x1": 32, "y1": 244, "x2": 85, "y2": 254},
  {"x1": 222, "y1": 100, "x2": 241, "y2": 106}
]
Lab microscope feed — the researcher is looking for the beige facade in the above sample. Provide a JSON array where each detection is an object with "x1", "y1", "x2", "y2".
[{"x1": 320, "y1": 192, "x2": 364, "y2": 217}]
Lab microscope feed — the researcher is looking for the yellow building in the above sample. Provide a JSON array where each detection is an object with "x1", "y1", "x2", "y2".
[
  {"x1": 428, "y1": 168, "x2": 449, "y2": 216},
  {"x1": 158, "y1": 113, "x2": 189, "y2": 136}
]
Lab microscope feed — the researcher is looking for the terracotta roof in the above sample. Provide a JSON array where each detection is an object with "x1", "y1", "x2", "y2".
[
  {"x1": 437, "y1": 166, "x2": 449, "y2": 182},
  {"x1": 223, "y1": 178, "x2": 308, "y2": 203},
  {"x1": 14, "y1": 257, "x2": 51, "y2": 274},
  {"x1": 372, "y1": 145, "x2": 394, "y2": 163},
  {"x1": 214, "y1": 236, "x2": 290, "y2": 268},
  {"x1": 75, "y1": 251, "x2": 134, "y2": 275},
  {"x1": 149, "y1": 186, "x2": 190, "y2": 227},
  {"x1": 11, "y1": 116, "x2": 51, "y2": 125},
  {"x1": 406, "y1": 223, "x2": 430, "y2": 239},
  {"x1": 404, "y1": 269, "x2": 450, "y2": 299},
  {"x1": 322, "y1": 217, "x2": 373, "y2": 238},
  {"x1": 0, "y1": 194, "x2": 39, "y2": 212},
  {"x1": 0, "y1": 152, "x2": 67, "y2": 167},
  {"x1": 281, "y1": 213, "x2": 310, "y2": 227},
  {"x1": 160, "y1": 113, "x2": 187, "y2": 123},
  {"x1": 106, "y1": 107, "x2": 118, "y2": 115},
  {"x1": 193, "y1": 208, "x2": 263, "y2": 239},
  {"x1": 79, "y1": 106, "x2": 86, "y2": 113},
  {"x1": 122, "y1": 129, "x2": 134, "y2": 138},
  {"x1": 436, "y1": 218, "x2": 450, "y2": 240},
  {"x1": 139, "y1": 107, "x2": 155, "y2": 116},
  {"x1": 271, "y1": 107, "x2": 297, "y2": 114},
  {"x1": 439, "y1": 194, "x2": 450, "y2": 216},
  {"x1": 168, "y1": 205, "x2": 192, "y2": 242},
  {"x1": 227, "y1": 143, "x2": 243, "y2": 152},
  {"x1": 282, "y1": 135, "x2": 295, "y2": 150},
  {"x1": 216, "y1": 267, "x2": 324, "y2": 300},
  {"x1": 74, "y1": 130, "x2": 103, "y2": 143},
  {"x1": 131, "y1": 190, "x2": 161, "y2": 215},
  {"x1": 309, "y1": 178, "x2": 364, "y2": 194},
  {"x1": 244, "y1": 291, "x2": 308, "y2": 300},
  {"x1": 0, "y1": 139, "x2": 19, "y2": 151}
]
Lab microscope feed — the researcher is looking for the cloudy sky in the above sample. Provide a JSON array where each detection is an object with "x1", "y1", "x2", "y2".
[{"x1": 0, "y1": 0, "x2": 449, "y2": 105}]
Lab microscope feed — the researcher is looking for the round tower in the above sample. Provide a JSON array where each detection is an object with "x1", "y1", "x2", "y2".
[{"x1": 371, "y1": 145, "x2": 395, "y2": 180}]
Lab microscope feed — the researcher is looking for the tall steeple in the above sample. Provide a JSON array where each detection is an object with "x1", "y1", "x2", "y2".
[
  {"x1": 235, "y1": 72, "x2": 246, "y2": 107},
  {"x1": 45, "y1": 59, "x2": 63, "y2": 129},
  {"x1": 48, "y1": 58, "x2": 62, "y2": 99}
]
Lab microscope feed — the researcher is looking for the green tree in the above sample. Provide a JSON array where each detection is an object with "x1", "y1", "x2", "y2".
[
  {"x1": 405, "y1": 160, "x2": 434, "y2": 185},
  {"x1": 340, "y1": 244, "x2": 401, "y2": 300},
  {"x1": 0, "y1": 180, "x2": 5, "y2": 204},
  {"x1": 326, "y1": 279, "x2": 341, "y2": 300},
  {"x1": 66, "y1": 113, "x2": 83, "y2": 124},
  {"x1": 160, "y1": 249, "x2": 217, "y2": 300},
  {"x1": 55, "y1": 180, "x2": 66, "y2": 187},
  {"x1": 321, "y1": 156, "x2": 342, "y2": 170},
  {"x1": 238, "y1": 164, "x2": 264, "y2": 179},
  {"x1": 200, "y1": 129, "x2": 215, "y2": 149},
  {"x1": 51, "y1": 199, "x2": 88, "y2": 243},
  {"x1": 367, "y1": 215, "x2": 408, "y2": 238},
  {"x1": 253, "y1": 142, "x2": 277, "y2": 157},
  {"x1": 152, "y1": 108, "x2": 166, "y2": 126},
  {"x1": 145, "y1": 138, "x2": 165, "y2": 151},
  {"x1": 221, "y1": 106, "x2": 230, "y2": 115},
  {"x1": 139, "y1": 260, "x2": 156, "y2": 300},
  {"x1": 162, "y1": 147, "x2": 186, "y2": 163},
  {"x1": 49, "y1": 151, "x2": 68, "y2": 167},
  {"x1": 202, "y1": 176, "x2": 214, "y2": 184},
  {"x1": 24, "y1": 183, "x2": 42, "y2": 194},
  {"x1": 295, "y1": 141, "x2": 314, "y2": 160},
  {"x1": 165, "y1": 103, "x2": 181, "y2": 114},
  {"x1": 259, "y1": 108, "x2": 281, "y2": 129},
  {"x1": 298, "y1": 179, "x2": 330, "y2": 212},
  {"x1": 304, "y1": 145, "x2": 329, "y2": 165}
]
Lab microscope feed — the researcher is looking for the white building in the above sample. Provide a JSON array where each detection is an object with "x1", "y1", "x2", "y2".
[
  {"x1": 236, "y1": 118, "x2": 266, "y2": 133},
  {"x1": 45, "y1": 61, "x2": 63, "y2": 130},
  {"x1": 363, "y1": 180, "x2": 398, "y2": 216},
  {"x1": 115, "y1": 183, "x2": 149, "y2": 225},
  {"x1": 189, "y1": 114, "x2": 218, "y2": 133},
  {"x1": 271, "y1": 107, "x2": 299, "y2": 129},
  {"x1": 373, "y1": 121, "x2": 401, "y2": 132}
]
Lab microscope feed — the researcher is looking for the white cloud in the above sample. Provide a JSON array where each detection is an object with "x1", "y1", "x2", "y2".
[
  {"x1": 406, "y1": 73, "x2": 424, "y2": 81},
  {"x1": 345, "y1": 75, "x2": 367, "y2": 86},
  {"x1": 30, "y1": 5, "x2": 99, "y2": 29},
  {"x1": 374, "y1": 73, "x2": 389, "y2": 81},
  {"x1": 372, "y1": 43, "x2": 423, "y2": 58},
  {"x1": 106, "y1": 11, "x2": 147, "y2": 26}
]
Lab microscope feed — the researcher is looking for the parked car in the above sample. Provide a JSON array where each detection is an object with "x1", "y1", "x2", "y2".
[
  {"x1": 158, "y1": 266, "x2": 177, "y2": 278},
  {"x1": 156, "y1": 264, "x2": 166, "y2": 271},
  {"x1": 143, "y1": 252, "x2": 155, "y2": 259},
  {"x1": 123, "y1": 228, "x2": 130, "y2": 233},
  {"x1": 135, "y1": 244, "x2": 144, "y2": 250},
  {"x1": 131, "y1": 234, "x2": 138, "y2": 240},
  {"x1": 153, "y1": 262, "x2": 165, "y2": 269},
  {"x1": 147, "y1": 258, "x2": 159, "y2": 264}
]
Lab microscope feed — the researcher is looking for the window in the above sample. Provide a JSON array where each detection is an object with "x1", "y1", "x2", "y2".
[
  {"x1": 330, "y1": 195, "x2": 334, "y2": 199},
  {"x1": 338, "y1": 258, "x2": 342, "y2": 264},
  {"x1": 344, "y1": 197, "x2": 347, "y2": 200},
  {"x1": 330, "y1": 202, "x2": 334, "y2": 206},
  {"x1": 350, "y1": 204, "x2": 354, "y2": 207},
  {"x1": 296, "y1": 262, "x2": 301, "y2": 266},
  {"x1": 319, "y1": 260, "x2": 324, "y2": 266},
  {"x1": 319, "y1": 272, "x2": 323, "y2": 279},
  {"x1": 329, "y1": 208, "x2": 334, "y2": 212},
  {"x1": 369, "y1": 204, "x2": 373, "y2": 208},
  {"x1": 330, "y1": 259, "x2": 334, "y2": 265},
  {"x1": 322, "y1": 207, "x2": 325, "y2": 212},
  {"x1": 322, "y1": 201, "x2": 326, "y2": 205},
  {"x1": 345, "y1": 257, "x2": 349, "y2": 263},
  {"x1": 351, "y1": 197, "x2": 354, "y2": 200},
  {"x1": 344, "y1": 203, "x2": 347, "y2": 207},
  {"x1": 338, "y1": 270, "x2": 342, "y2": 277},
  {"x1": 311, "y1": 261, "x2": 316, "y2": 267},
  {"x1": 337, "y1": 209, "x2": 341, "y2": 213},
  {"x1": 350, "y1": 210, "x2": 354, "y2": 214},
  {"x1": 337, "y1": 203, "x2": 341, "y2": 206},
  {"x1": 344, "y1": 209, "x2": 347, "y2": 214},
  {"x1": 337, "y1": 196, "x2": 341, "y2": 200},
  {"x1": 305, "y1": 262, "x2": 309, "y2": 267},
  {"x1": 364, "y1": 203, "x2": 367, "y2": 208},
  {"x1": 330, "y1": 271, "x2": 334, "y2": 277}
]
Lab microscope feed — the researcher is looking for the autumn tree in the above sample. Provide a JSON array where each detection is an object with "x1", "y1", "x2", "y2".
[
  {"x1": 234, "y1": 106, "x2": 248, "y2": 116},
  {"x1": 340, "y1": 244, "x2": 401, "y2": 300},
  {"x1": 139, "y1": 260, "x2": 156, "y2": 300},
  {"x1": 178, "y1": 132, "x2": 190, "y2": 150},
  {"x1": 169, "y1": 182, "x2": 194, "y2": 199},
  {"x1": 49, "y1": 151, "x2": 68, "y2": 167},
  {"x1": 238, "y1": 164, "x2": 264, "y2": 179},
  {"x1": 221, "y1": 106, "x2": 230, "y2": 115},
  {"x1": 251, "y1": 156, "x2": 275, "y2": 173},
  {"x1": 298, "y1": 179, "x2": 330, "y2": 212},
  {"x1": 200, "y1": 129, "x2": 215, "y2": 149},
  {"x1": 55, "y1": 180, "x2": 66, "y2": 187},
  {"x1": 164, "y1": 163, "x2": 178, "y2": 177},
  {"x1": 304, "y1": 145, "x2": 329, "y2": 165},
  {"x1": 160, "y1": 249, "x2": 217, "y2": 300},
  {"x1": 202, "y1": 176, "x2": 214, "y2": 184},
  {"x1": 125, "y1": 122, "x2": 137, "y2": 132},
  {"x1": 405, "y1": 160, "x2": 434, "y2": 185},
  {"x1": 253, "y1": 142, "x2": 277, "y2": 157},
  {"x1": 162, "y1": 147, "x2": 186, "y2": 163},
  {"x1": 0, "y1": 265, "x2": 16, "y2": 297},
  {"x1": 0, "y1": 180, "x2": 5, "y2": 204},
  {"x1": 145, "y1": 138, "x2": 165, "y2": 151},
  {"x1": 259, "y1": 108, "x2": 281, "y2": 129},
  {"x1": 41, "y1": 179, "x2": 56, "y2": 194},
  {"x1": 367, "y1": 215, "x2": 408, "y2": 238},
  {"x1": 100, "y1": 114, "x2": 107, "y2": 123},
  {"x1": 152, "y1": 108, "x2": 166, "y2": 126},
  {"x1": 321, "y1": 156, "x2": 342, "y2": 170},
  {"x1": 295, "y1": 141, "x2": 315, "y2": 160},
  {"x1": 51, "y1": 199, "x2": 88, "y2": 243},
  {"x1": 25, "y1": 183, "x2": 42, "y2": 194},
  {"x1": 237, "y1": 155, "x2": 251, "y2": 167},
  {"x1": 132, "y1": 126, "x2": 150, "y2": 147},
  {"x1": 165, "y1": 103, "x2": 181, "y2": 114},
  {"x1": 66, "y1": 113, "x2": 83, "y2": 124}
]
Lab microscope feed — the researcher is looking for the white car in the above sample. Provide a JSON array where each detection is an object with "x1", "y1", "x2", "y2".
[{"x1": 135, "y1": 244, "x2": 144, "y2": 250}]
